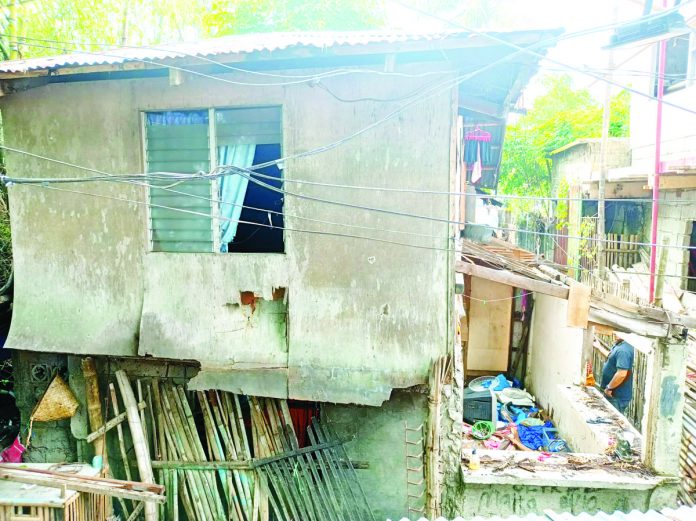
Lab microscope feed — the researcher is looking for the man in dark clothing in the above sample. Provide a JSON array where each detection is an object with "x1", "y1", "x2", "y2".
[{"x1": 600, "y1": 340, "x2": 635, "y2": 414}]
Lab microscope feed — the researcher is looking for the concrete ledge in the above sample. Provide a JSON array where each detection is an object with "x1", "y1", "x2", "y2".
[
  {"x1": 461, "y1": 450, "x2": 676, "y2": 490},
  {"x1": 552, "y1": 384, "x2": 642, "y2": 454}
]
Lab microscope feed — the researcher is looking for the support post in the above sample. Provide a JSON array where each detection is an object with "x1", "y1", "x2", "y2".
[
  {"x1": 643, "y1": 336, "x2": 687, "y2": 475},
  {"x1": 649, "y1": 0, "x2": 670, "y2": 302}
]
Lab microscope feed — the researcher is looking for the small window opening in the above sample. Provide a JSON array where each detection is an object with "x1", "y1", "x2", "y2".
[
  {"x1": 687, "y1": 221, "x2": 696, "y2": 292},
  {"x1": 655, "y1": 34, "x2": 691, "y2": 95},
  {"x1": 216, "y1": 107, "x2": 284, "y2": 254}
]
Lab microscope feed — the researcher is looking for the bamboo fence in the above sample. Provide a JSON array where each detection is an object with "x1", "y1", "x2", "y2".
[{"x1": 104, "y1": 377, "x2": 374, "y2": 521}]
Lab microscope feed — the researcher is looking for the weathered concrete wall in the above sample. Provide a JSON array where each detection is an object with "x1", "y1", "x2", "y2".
[
  {"x1": 551, "y1": 140, "x2": 631, "y2": 193},
  {"x1": 631, "y1": 81, "x2": 696, "y2": 168},
  {"x1": 12, "y1": 351, "x2": 77, "y2": 463},
  {"x1": 526, "y1": 294, "x2": 584, "y2": 418},
  {"x1": 1, "y1": 65, "x2": 456, "y2": 405},
  {"x1": 448, "y1": 481, "x2": 676, "y2": 518},
  {"x1": 323, "y1": 390, "x2": 428, "y2": 521}
]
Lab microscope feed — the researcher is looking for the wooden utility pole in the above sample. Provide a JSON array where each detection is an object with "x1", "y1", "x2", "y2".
[{"x1": 598, "y1": 0, "x2": 619, "y2": 275}]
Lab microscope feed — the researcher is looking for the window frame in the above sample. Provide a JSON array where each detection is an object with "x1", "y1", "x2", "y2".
[{"x1": 142, "y1": 105, "x2": 284, "y2": 254}]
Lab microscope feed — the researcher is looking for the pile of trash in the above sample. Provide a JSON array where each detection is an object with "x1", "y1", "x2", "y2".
[{"x1": 462, "y1": 374, "x2": 570, "y2": 453}]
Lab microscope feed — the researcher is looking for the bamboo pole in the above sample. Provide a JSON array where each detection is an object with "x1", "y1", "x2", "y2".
[
  {"x1": 115, "y1": 370, "x2": 158, "y2": 521},
  {"x1": 108, "y1": 383, "x2": 132, "y2": 519},
  {"x1": 159, "y1": 384, "x2": 214, "y2": 520},
  {"x1": 81, "y1": 357, "x2": 113, "y2": 517}
]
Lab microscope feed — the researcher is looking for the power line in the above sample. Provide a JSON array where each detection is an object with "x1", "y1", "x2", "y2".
[
  {"x1": 7, "y1": 24, "x2": 696, "y2": 185},
  {"x1": 389, "y1": 0, "x2": 696, "y2": 118},
  {"x1": 26, "y1": 182, "x2": 455, "y2": 253},
  {"x1": 4, "y1": 142, "x2": 696, "y2": 252}
]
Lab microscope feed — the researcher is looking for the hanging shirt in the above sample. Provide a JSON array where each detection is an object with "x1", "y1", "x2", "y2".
[{"x1": 600, "y1": 341, "x2": 635, "y2": 402}]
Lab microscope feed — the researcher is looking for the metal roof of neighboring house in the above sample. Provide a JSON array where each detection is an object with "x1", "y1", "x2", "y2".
[
  {"x1": 0, "y1": 29, "x2": 560, "y2": 75},
  {"x1": 548, "y1": 138, "x2": 630, "y2": 157}
]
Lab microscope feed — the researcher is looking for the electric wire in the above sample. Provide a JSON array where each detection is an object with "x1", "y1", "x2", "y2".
[
  {"x1": 389, "y1": 0, "x2": 696, "y2": 118},
  {"x1": 28, "y1": 182, "x2": 455, "y2": 253},
  {"x1": 7, "y1": 19, "x2": 696, "y2": 184},
  {"x1": 6, "y1": 0, "x2": 693, "y2": 78},
  {"x1": 4, "y1": 142, "x2": 696, "y2": 252}
]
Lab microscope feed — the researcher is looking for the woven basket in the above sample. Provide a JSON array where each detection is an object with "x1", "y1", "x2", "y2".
[{"x1": 30, "y1": 374, "x2": 79, "y2": 422}]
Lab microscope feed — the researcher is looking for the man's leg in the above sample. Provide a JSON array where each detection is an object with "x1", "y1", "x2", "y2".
[{"x1": 607, "y1": 396, "x2": 629, "y2": 415}]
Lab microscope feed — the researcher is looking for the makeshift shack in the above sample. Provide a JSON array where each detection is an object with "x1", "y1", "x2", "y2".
[{"x1": 446, "y1": 238, "x2": 687, "y2": 517}]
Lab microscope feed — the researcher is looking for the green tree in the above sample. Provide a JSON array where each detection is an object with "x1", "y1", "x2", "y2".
[
  {"x1": 203, "y1": 0, "x2": 384, "y2": 36},
  {"x1": 499, "y1": 74, "x2": 630, "y2": 202}
]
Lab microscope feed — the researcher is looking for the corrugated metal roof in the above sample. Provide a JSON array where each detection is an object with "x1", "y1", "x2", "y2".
[{"x1": 0, "y1": 29, "x2": 552, "y2": 74}]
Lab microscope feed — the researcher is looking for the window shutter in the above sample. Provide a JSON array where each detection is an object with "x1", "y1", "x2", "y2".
[{"x1": 146, "y1": 112, "x2": 213, "y2": 253}]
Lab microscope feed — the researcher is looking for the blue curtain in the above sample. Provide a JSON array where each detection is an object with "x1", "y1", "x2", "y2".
[
  {"x1": 218, "y1": 145, "x2": 257, "y2": 251},
  {"x1": 146, "y1": 111, "x2": 208, "y2": 126}
]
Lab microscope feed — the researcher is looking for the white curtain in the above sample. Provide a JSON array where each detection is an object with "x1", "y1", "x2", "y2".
[{"x1": 218, "y1": 144, "x2": 257, "y2": 251}]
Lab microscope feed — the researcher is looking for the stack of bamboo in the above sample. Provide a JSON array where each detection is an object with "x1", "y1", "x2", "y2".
[{"x1": 111, "y1": 379, "x2": 300, "y2": 521}]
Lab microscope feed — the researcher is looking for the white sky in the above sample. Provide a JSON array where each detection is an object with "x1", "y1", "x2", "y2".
[{"x1": 385, "y1": 0, "x2": 680, "y2": 103}]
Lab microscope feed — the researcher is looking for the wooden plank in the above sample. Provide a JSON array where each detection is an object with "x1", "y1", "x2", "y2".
[
  {"x1": 647, "y1": 173, "x2": 696, "y2": 190},
  {"x1": 0, "y1": 468, "x2": 164, "y2": 504},
  {"x1": 455, "y1": 261, "x2": 569, "y2": 299},
  {"x1": 466, "y1": 277, "x2": 512, "y2": 372},
  {"x1": 567, "y1": 282, "x2": 591, "y2": 329}
]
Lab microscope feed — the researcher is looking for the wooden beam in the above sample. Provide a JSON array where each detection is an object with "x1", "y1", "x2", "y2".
[
  {"x1": 583, "y1": 180, "x2": 650, "y2": 199},
  {"x1": 455, "y1": 260, "x2": 569, "y2": 299},
  {"x1": 646, "y1": 173, "x2": 696, "y2": 191},
  {"x1": 588, "y1": 306, "x2": 670, "y2": 338}
]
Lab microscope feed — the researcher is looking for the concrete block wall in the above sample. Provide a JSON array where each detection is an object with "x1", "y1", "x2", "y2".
[{"x1": 657, "y1": 191, "x2": 696, "y2": 290}]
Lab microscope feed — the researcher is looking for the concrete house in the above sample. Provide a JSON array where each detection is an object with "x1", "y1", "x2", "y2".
[
  {"x1": 0, "y1": 29, "x2": 689, "y2": 520},
  {"x1": 0, "y1": 30, "x2": 559, "y2": 519}
]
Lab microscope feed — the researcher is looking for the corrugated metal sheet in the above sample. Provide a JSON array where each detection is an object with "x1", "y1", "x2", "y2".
[{"x1": 0, "y1": 29, "x2": 544, "y2": 74}]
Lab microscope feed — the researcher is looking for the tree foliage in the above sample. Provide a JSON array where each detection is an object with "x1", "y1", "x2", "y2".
[
  {"x1": 203, "y1": 0, "x2": 384, "y2": 36},
  {"x1": 499, "y1": 75, "x2": 630, "y2": 202}
]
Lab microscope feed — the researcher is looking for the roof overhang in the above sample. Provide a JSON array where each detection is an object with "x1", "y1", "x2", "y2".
[{"x1": 0, "y1": 29, "x2": 561, "y2": 80}]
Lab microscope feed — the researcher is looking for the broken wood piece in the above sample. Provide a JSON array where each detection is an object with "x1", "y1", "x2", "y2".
[
  {"x1": 567, "y1": 282, "x2": 591, "y2": 328},
  {"x1": 85, "y1": 401, "x2": 146, "y2": 443},
  {"x1": 0, "y1": 465, "x2": 165, "y2": 503},
  {"x1": 455, "y1": 261, "x2": 569, "y2": 299},
  {"x1": 115, "y1": 370, "x2": 159, "y2": 521}
]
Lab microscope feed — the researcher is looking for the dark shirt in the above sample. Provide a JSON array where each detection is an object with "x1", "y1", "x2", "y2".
[{"x1": 600, "y1": 341, "x2": 634, "y2": 402}]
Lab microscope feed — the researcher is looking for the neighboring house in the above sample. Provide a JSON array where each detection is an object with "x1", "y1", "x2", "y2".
[
  {"x1": 547, "y1": 20, "x2": 696, "y2": 506},
  {"x1": 548, "y1": 138, "x2": 650, "y2": 275},
  {"x1": 0, "y1": 30, "x2": 688, "y2": 519}
]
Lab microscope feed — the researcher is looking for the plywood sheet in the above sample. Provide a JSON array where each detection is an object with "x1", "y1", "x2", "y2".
[{"x1": 466, "y1": 277, "x2": 512, "y2": 372}]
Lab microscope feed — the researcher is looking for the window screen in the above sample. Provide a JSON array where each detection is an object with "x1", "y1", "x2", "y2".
[{"x1": 146, "y1": 110, "x2": 214, "y2": 253}]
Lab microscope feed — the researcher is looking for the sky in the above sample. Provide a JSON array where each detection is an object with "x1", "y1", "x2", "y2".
[{"x1": 387, "y1": 0, "x2": 689, "y2": 103}]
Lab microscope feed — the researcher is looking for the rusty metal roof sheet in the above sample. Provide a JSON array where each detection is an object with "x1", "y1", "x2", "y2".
[{"x1": 0, "y1": 29, "x2": 554, "y2": 74}]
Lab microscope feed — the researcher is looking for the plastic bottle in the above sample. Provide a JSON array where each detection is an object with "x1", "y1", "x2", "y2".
[{"x1": 468, "y1": 448, "x2": 480, "y2": 470}]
